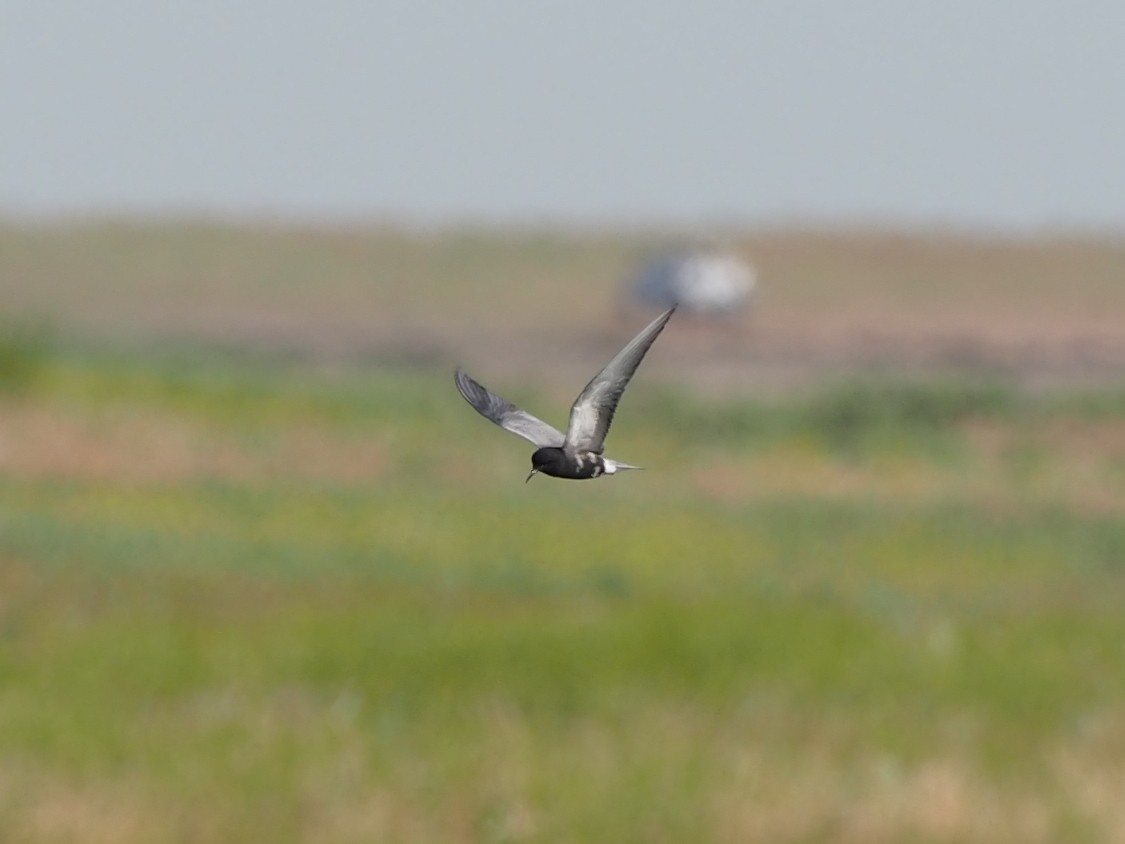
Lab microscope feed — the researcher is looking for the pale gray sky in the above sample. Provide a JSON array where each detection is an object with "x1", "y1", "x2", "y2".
[{"x1": 4, "y1": 1, "x2": 1124, "y2": 229}]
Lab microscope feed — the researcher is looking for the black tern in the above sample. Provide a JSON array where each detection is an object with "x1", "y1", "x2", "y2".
[{"x1": 455, "y1": 307, "x2": 675, "y2": 482}]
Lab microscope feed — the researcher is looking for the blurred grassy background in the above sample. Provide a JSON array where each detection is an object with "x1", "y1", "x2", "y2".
[{"x1": 2, "y1": 222, "x2": 1125, "y2": 842}]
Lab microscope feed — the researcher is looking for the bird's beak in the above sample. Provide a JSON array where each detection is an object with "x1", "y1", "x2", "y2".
[{"x1": 525, "y1": 468, "x2": 538, "y2": 483}]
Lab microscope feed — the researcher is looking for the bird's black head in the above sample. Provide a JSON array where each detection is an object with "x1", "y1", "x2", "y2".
[{"x1": 527, "y1": 447, "x2": 566, "y2": 482}]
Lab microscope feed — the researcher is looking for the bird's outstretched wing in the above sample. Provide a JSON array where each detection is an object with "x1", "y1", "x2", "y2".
[
  {"x1": 565, "y1": 306, "x2": 675, "y2": 454},
  {"x1": 454, "y1": 368, "x2": 566, "y2": 448}
]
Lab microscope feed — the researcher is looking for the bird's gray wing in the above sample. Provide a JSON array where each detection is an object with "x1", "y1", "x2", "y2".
[
  {"x1": 454, "y1": 368, "x2": 566, "y2": 448},
  {"x1": 564, "y1": 306, "x2": 675, "y2": 454}
]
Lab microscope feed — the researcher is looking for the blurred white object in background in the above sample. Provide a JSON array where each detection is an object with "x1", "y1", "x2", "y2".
[{"x1": 626, "y1": 248, "x2": 756, "y2": 316}]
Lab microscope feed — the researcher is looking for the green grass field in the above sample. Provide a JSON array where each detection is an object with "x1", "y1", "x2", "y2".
[{"x1": 2, "y1": 225, "x2": 1125, "y2": 842}]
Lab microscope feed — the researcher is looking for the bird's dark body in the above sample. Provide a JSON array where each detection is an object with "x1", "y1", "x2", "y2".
[{"x1": 531, "y1": 447, "x2": 606, "y2": 480}]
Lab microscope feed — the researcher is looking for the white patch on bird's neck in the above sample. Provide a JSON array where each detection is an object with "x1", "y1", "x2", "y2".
[{"x1": 602, "y1": 460, "x2": 619, "y2": 475}]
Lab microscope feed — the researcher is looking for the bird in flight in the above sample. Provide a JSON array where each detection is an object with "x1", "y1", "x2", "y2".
[{"x1": 455, "y1": 307, "x2": 675, "y2": 482}]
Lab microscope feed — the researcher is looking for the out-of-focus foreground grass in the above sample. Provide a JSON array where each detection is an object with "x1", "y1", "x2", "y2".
[{"x1": 2, "y1": 327, "x2": 1125, "y2": 843}]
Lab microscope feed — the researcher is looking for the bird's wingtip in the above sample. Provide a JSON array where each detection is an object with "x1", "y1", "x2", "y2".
[{"x1": 453, "y1": 367, "x2": 475, "y2": 400}]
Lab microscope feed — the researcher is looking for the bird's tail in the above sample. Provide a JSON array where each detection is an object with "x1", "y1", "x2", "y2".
[{"x1": 605, "y1": 459, "x2": 643, "y2": 474}]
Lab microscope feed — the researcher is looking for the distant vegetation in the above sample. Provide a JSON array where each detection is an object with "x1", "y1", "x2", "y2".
[
  {"x1": 1, "y1": 341, "x2": 1125, "y2": 842},
  {"x1": 0, "y1": 320, "x2": 51, "y2": 393},
  {"x1": 1, "y1": 223, "x2": 1124, "y2": 842}
]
